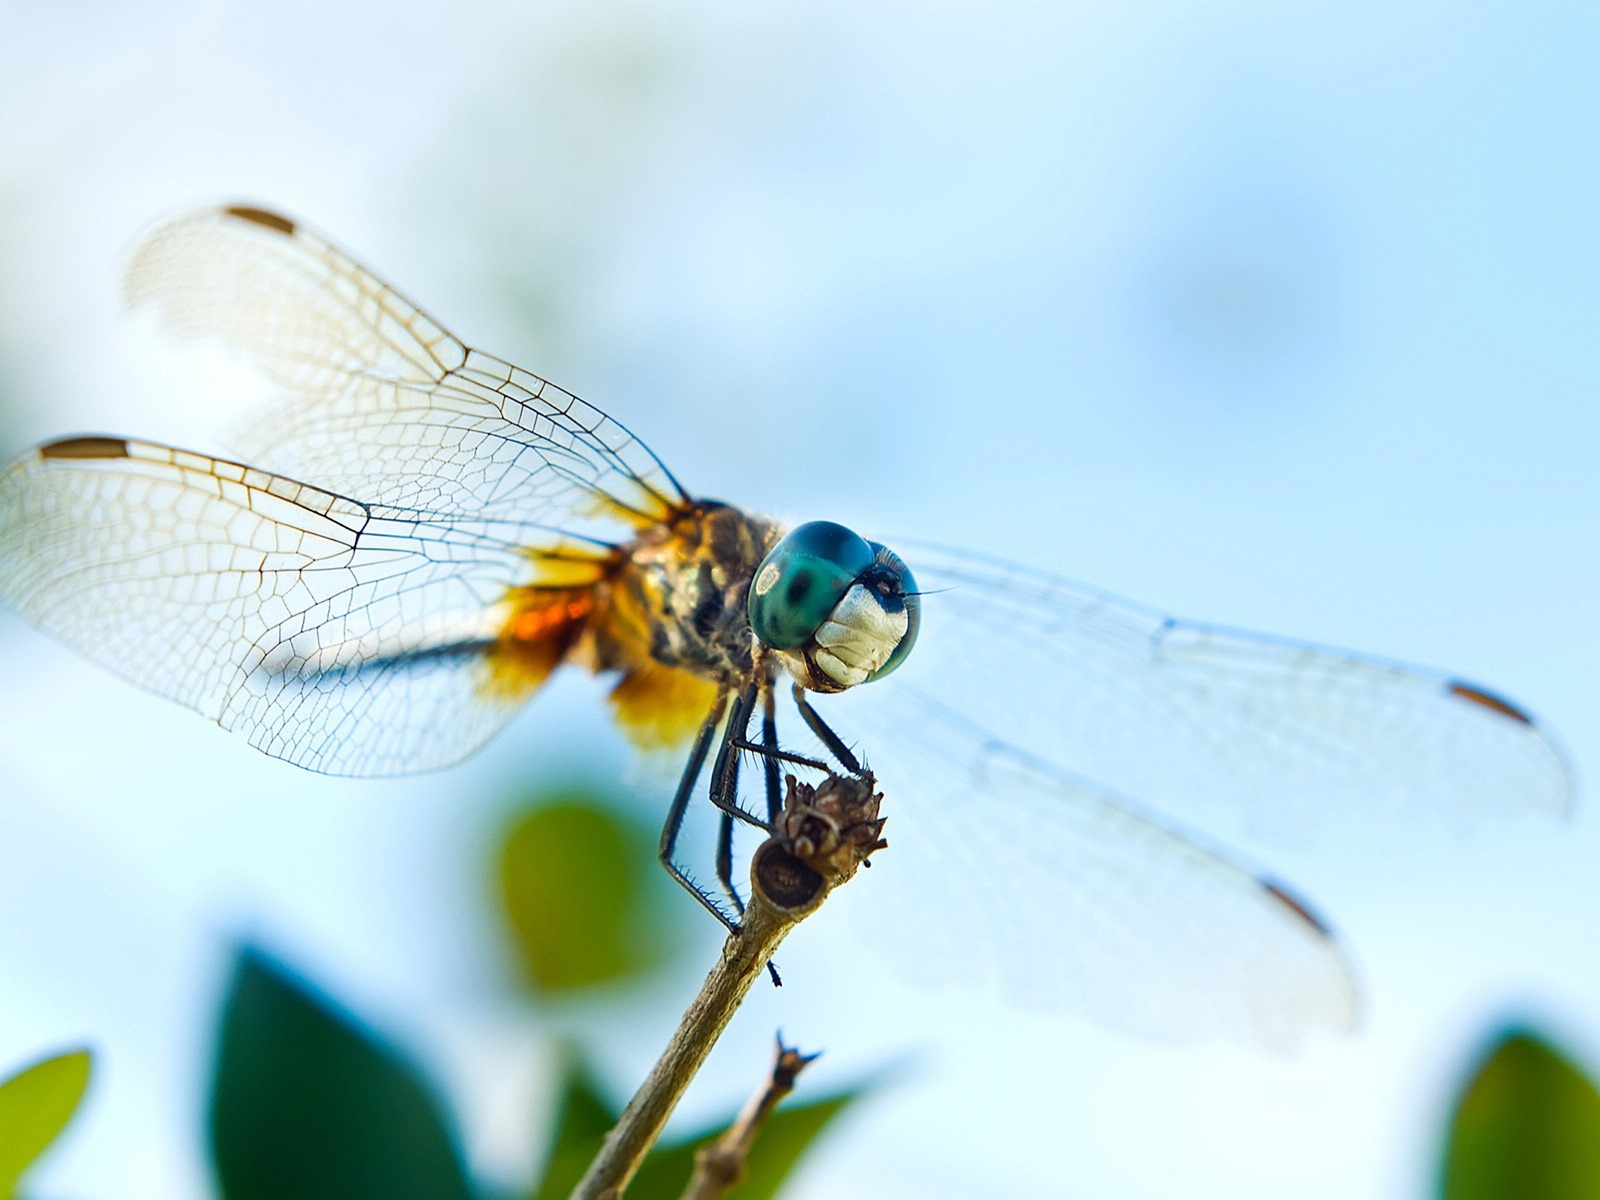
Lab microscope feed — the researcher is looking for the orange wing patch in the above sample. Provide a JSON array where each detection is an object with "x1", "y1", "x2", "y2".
[
  {"x1": 482, "y1": 521, "x2": 722, "y2": 743},
  {"x1": 608, "y1": 660, "x2": 719, "y2": 749},
  {"x1": 484, "y1": 587, "x2": 597, "y2": 702}
]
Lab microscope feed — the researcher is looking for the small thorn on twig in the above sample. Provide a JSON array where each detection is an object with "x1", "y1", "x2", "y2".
[{"x1": 679, "y1": 1034, "x2": 822, "y2": 1200}]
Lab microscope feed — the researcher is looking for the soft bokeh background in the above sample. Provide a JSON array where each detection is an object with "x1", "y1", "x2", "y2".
[{"x1": 1, "y1": 1, "x2": 1597, "y2": 1196}]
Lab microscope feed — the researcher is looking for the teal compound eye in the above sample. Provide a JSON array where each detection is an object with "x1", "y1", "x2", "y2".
[
  {"x1": 748, "y1": 521, "x2": 876, "y2": 650},
  {"x1": 864, "y1": 541, "x2": 920, "y2": 681}
]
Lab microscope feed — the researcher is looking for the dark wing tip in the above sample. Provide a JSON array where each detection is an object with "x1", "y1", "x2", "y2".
[
  {"x1": 1260, "y1": 878, "x2": 1335, "y2": 939},
  {"x1": 39, "y1": 436, "x2": 130, "y2": 461},
  {"x1": 1447, "y1": 680, "x2": 1534, "y2": 726},
  {"x1": 222, "y1": 205, "x2": 297, "y2": 236}
]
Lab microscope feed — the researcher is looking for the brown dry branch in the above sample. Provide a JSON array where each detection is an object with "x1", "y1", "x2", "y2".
[
  {"x1": 679, "y1": 1036, "x2": 820, "y2": 1200},
  {"x1": 570, "y1": 772, "x2": 885, "y2": 1200}
]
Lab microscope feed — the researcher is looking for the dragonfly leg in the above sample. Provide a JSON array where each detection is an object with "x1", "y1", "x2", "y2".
[
  {"x1": 710, "y1": 680, "x2": 786, "y2": 915},
  {"x1": 713, "y1": 809, "x2": 743, "y2": 918},
  {"x1": 707, "y1": 682, "x2": 753, "y2": 918},
  {"x1": 658, "y1": 685, "x2": 741, "y2": 935},
  {"x1": 761, "y1": 685, "x2": 782, "y2": 823},
  {"x1": 792, "y1": 682, "x2": 865, "y2": 775},
  {"x1": 709, "y1": 676, "x2": 787, "y2": 982},
  {"x1": 707, "y1": 676, "x2": 772, "y2": 832},
  {"x1": 662, "y1": 675, "x2": 788, "y2": 982},
  {"x1": 730, "y1": 738, "x2": 830, "y2": 774}
]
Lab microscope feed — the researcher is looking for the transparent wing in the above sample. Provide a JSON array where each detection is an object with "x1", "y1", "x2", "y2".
[
  {"x1": 0, "y1": 436, "x2": 546, "y2": 776},
  {"x1": 124, "y1": 205, "x2": 686, "y2": 536},
  {"x1": 829, "y1": 692, "x2": 1358, "y2": 1049},
  {"x1": 875, "y1": 542, "x2": 1572, "y2": 839},
  {"x1": 811, "y1": 542, "x2": 1569, "y2": 1044}
]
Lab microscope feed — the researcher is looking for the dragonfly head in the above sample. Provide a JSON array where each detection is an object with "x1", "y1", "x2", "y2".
[{"x1": 747, "y1": 520, "x2": 920, "y2": 693}]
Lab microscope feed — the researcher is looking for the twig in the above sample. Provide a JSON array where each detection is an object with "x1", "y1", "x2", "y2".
[
  {"x1": 570, "y1": 772, "x2": 885, "y2": 1200},
  {"x1": 680, "y1": 1035, "x2": 819, "y2": 1200}
]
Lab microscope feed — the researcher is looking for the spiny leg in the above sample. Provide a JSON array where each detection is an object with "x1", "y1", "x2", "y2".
[
  {"x1": 789, "y1": 683, "x2": 882, "y2": 875},
  {"x1": 792, "y1": 682, "x2": 865, "y2": 775},
  {"x1": 714, "y1": 808, "x2": 741, "y2": 917},
  {"x1": 708, "y1": 676, "x2": 785, "y2": 985},
  {"x1": 658, "y1": 684, "x2": 741, "y2": 935},
  {"x1": 710, "y1": 681, "x2": 750, "y2": 918},
  {"x1": 709, "y1": 675, "x2": 772, "y2": 830},
  {"x1": 648, "y1": 669, "x2": 796, "y2": 989},
  {"x1": 713, "y1": 681, "x2": 793, "y2": 908},
  {"x1": 761, "y1": 685, "x2": 783, "y2": 823},
  {"x1": 709, "y1": 675, "x2": 770, "y2": 917},
  {"x1": 731, "y1": 738, "x2": 831, "y2": 774},
  {"x1": 713, "y1": 680, "x2": 787, "y2": 911},
  {"x1": 729, "y1": 688, "x2": 837, "y2": 777}
]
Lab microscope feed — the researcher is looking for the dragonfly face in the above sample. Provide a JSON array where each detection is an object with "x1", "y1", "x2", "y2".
[
  {"x1": 0, "y1": 204, "x2": 1573, "y2": 1049},
  {"x1": 748, "y1": 520, "x2": 921, "y2": 693}
]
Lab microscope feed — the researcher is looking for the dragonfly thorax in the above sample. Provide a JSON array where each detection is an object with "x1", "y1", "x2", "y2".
[
  {"x1": 748, "y1": 520, "x2": 920, "y2": 694},
  {"x1": 599, "y1": 501, "x2": 782, "y2": 684}
]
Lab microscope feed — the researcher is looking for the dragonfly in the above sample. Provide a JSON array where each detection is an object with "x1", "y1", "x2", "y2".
[{"x1": 0, "y1": 205, "x2": 1572, "y2": 1049}]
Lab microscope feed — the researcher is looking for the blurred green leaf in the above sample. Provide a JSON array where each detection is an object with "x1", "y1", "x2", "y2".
[
  {"x1": 497, "y1": 790, "x2": 678, "y2": 994},
  {"x1": 528, "y1": 1051, "x2": 865, "y2": 1200},
  {"x1": 0, "y1": 1046, "x2": 91, "y2": 1199},
  {"x1": 527, "y1": 1058, "x2": 616, "y2": 1200},
  {"x1": 630, "y1": 1089, "x2": 860, "y2": 1200},
  {"x1": 1440, "y1": 1025, "x2": 1600, "y2": 1200},
  {"x1": 209, "y1": 946, "x2": 475, "y2": 1200}
]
